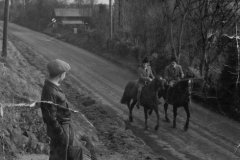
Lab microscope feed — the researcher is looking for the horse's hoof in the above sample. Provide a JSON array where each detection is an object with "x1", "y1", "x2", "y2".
[
  {"x1": 173, "y1": 124, "x2": 176, "y2": 128},
  {"x1": 184, "y1": 126, "x2": 188, "y2": 131},
  {"x1": 165, "y1": 118, "x2": 170, "y2": 123},
  {"x1": 154, "y1": 125, "x2": 159, "y2": 131},
  {"x1": 129, "y1": 117, "x2": 133, "y2": 122},
  {"x1": 145, "y1": 126, "x2": 149, "y2": 130}
]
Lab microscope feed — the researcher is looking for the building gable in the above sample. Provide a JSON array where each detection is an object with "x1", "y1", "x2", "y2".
[{"x1": 54, "y1": 8, "x2": 91, "y2": 18}]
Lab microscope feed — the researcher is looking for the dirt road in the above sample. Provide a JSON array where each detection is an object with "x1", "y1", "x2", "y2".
[{"x1": 2, "y1": 22, "x2": 240, "y2": 160}]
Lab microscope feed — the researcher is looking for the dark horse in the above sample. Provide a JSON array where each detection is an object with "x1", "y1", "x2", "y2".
[
  {"x1": 158, "y1": 76, "x2": 193, "y2": 131},
  {"x1": 120, "y1": 76, "x2": 164, "y2": 130}
]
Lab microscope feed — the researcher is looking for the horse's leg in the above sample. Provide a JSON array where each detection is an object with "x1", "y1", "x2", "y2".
[
  {"x1": 127, "y1": 100, "x2": 133, "y2": 122},
  {"x1": 183, "y1": 104, "x2": 190, "y2": 131},
  {"x1": 148, "y1": 109, "x2": 153, "y2": 115},
  {"x1": 129, "y1": 100, "x2": 137, "y2": 122},
  {"x1": 164, "y1": 102, "x2": 170, "y2": 122},
  {"x1": 157, "y1": 91, "x2": 162, "y2": 104},
  {"x1": 144, "y1": 108, "x2": 149, "y2": 130},
  {"x1": 154, "y1": 107, "x2": 159, "y2": 131},
  {"x1": 173, "y1": 104, "x2": 177, "y2": 128}
]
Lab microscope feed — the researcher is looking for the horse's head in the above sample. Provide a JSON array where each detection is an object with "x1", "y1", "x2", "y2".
[
  {"x1": 175, "y1": 73, "x2": 194, "y2": 96},
  {"x1": 151, "y1": 76, "x2": 165, "y2": 91},
  {"x1": 173, "y1": 80, "x2": 192, "y2": 100},
  {"x1": 184, "y1": 71, "x2": 195, "y2": 94}
]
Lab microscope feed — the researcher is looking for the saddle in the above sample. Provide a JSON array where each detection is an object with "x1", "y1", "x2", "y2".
[{"x1": 135, "y1": 81, "x2": 150, "y2": 88}]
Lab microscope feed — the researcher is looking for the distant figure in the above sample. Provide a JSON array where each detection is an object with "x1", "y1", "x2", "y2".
[
  {"x1": 40, "y1": 59, "x2": 83, "y2": 160},
  {"x1": 164, "y1": 56, "x2": 184, "y2": 103},
  {"x1": 136, "y1": 57, "x2": 155, "y2": 109}
]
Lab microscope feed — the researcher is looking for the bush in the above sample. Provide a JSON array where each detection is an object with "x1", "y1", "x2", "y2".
[
  {"x1": 218, "y1": 40, "x2": 240, "y2": 113},
  {"x1": 154, "y1": 53, "x2": 170, "y2": 76},
  {"x1": 92, "y1": 31, "x2": 108, "y2": 48},
  {"x1": 130, "y1": 46, "x2": 141, "y2": 61},
  {"x1": 179, "y1": 53, "x2": 190, "y2": 71},
  {"x1": 138, "y1": 48, "x2": 147, "y2": 61},
  {"x1": 106, "y1": 39, "x2": 119, "y2": 51},
  {"x1": 114, "y1": 42, "x2": 131, "y2": 58}
]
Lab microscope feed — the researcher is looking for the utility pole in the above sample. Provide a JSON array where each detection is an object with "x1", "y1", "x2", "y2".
[
  {"x1": 2, "y1": 0, "x2": 10, "y2": 57},
  {"x1": 109, "y1": 0, "x2": 113, "y2": 40},
  {"x1": 24, "y1": 0, "x2": 26, "y2": 11}
]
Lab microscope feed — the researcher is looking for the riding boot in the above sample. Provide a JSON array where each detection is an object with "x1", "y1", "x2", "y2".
[
  {"x1": 136, "y1": 89, "x2": 142, "y2": 109},
  {"x1": 165, "y1": 87, "x2": 172, "y2": 104}
]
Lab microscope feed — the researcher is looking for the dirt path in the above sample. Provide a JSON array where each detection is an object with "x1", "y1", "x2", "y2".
[{"x1": 2, "y1": 22, "x2": 240, "y2": 160}]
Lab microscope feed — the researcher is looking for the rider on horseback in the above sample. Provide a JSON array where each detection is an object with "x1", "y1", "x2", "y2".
[
  {"x1": 136, "y1": 57, "x2": 155, "y2": 109},
  {"x1": 164, "y1": 56, "x2": 184, "y2": 104}
]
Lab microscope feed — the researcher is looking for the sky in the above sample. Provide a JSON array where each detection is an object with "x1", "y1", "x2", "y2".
[
  {"x1": 98, "y1": 0, "x2": 108, "y2": 4},
  {"x1": 97, "y1": 0, "x2": 114, "y2": 4},
  {"x1": 66, "y1": 0, "x2": 113, "y2": 4}
]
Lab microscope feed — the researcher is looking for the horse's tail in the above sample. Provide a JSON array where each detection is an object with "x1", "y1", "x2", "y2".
[
  {"x1": 120, "y1": 90, "x2": 127, "y2": 104},
  {"x1": 120, "y1": 81, "x2": 135, "y2": 104}
]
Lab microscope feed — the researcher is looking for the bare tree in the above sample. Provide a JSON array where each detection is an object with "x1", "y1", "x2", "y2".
[
  {"x1": 163, "y1": 0, "x2": 198, "y2": 62},
  {"x1": 188, "y1": 0, "x2": 240, "y2": 78},
  {"x1": 74, "y1": 0, "x2": 84, "y2": 7}
]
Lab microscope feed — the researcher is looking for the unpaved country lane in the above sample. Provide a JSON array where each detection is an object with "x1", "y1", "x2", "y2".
[{"x1": 2, "y1": 22, "x2": 240, "y2": 160}]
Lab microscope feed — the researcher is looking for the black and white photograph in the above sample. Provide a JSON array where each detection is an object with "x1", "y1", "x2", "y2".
[{"x1": 0, "y1": 0, "x2": 240, "y2": 160}]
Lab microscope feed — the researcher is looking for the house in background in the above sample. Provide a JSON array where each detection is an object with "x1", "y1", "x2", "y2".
[{"x1": 52, "y1": 8, "x2": 92, "y2": 30}]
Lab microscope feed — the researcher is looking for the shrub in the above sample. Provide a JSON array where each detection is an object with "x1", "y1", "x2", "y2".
[
  {"x1": 179, "y1": 53, "x2": 190, "y2": 71},
  {"x1": 106, "y1": 39, "x2": 118, "y2": 51},
  {"x1": 130, "y1": 46, "x2": 141, "y2": 61},
  {"x1": 92, "y1": 31, "x2": 108, "y2": 48},
  {"x1": 154, "y1": 53, "x2": 170, "y2": 76},
  {"x1": 138, "y1": 48, "x2": 147, "y2": 62},
  {"x1": 114, "y1": 42, "x2": 131, "y2": 58},
  {"x1": 218, "y1": 41, "x2": 240, "y2": 112}
]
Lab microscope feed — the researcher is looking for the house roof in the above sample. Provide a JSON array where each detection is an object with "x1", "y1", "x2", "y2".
[
  {"x1": 54, "y1": 8, "x2": 91, "y2": 17},
  {"x1": 62, "y1": 20, "x2": 85, "y2": 25}
]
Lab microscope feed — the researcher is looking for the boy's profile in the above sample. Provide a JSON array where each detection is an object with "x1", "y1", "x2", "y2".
[{"x1": 40, "y1": 59, "x2": 83, "y2": 160}]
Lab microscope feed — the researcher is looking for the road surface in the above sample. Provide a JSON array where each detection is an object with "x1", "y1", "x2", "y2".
[{"x1": 2, "y1": 22, "x2": 240, "y2": 160}]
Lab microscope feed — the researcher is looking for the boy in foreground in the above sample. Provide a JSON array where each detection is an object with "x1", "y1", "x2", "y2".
[{"x1": 40, "y1": 59, "x2": 83, "y2": 160}]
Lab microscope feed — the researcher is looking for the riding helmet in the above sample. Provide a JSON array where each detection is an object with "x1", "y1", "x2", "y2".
[{"x1": 142, "y1": 57, "x2": 149, "y2": 64}]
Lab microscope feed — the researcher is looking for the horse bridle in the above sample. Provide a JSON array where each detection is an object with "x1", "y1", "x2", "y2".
[{"x1": 173, "y1": 79, "x2": 194, "y2": 96}]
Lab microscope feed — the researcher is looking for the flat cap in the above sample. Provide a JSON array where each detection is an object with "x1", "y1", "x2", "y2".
[{"x1": 47, "y1": 59, "x2": 71, "y2": 77}]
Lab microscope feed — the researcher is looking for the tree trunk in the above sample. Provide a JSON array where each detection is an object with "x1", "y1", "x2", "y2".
[
  {"x1": 170, "y1": 21, "x2": 176, "y2": 58},
  {"x1": 176, "y1": 12, "x2": 187, "y2": 63},
  {"x1": 204, "y1": 60, "x2": 210, "y2": 81},
  {"x1": 199, "y1": 46, "x2": 206, "y2": 76},
  {"x1": 2, "y1": 0, "x2": 10, "y2": 57}
]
